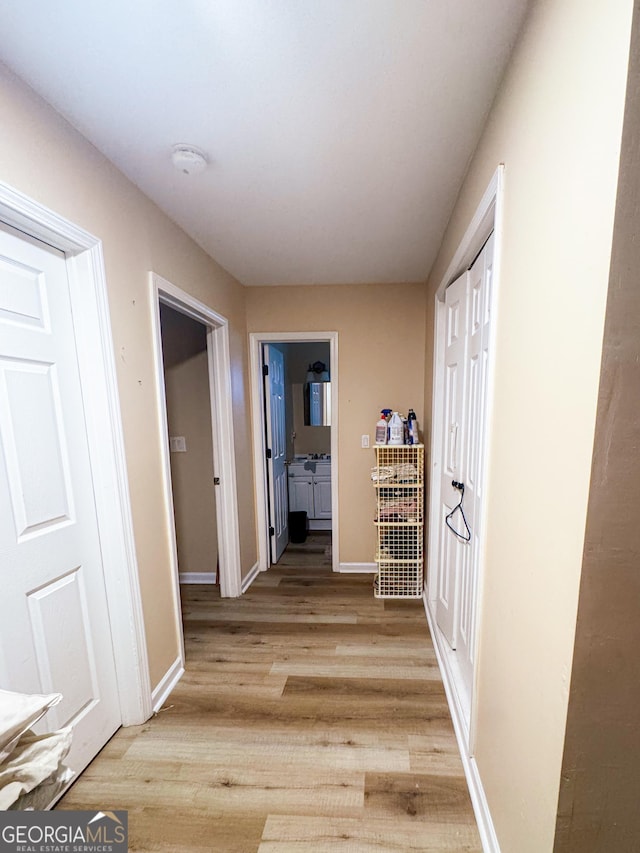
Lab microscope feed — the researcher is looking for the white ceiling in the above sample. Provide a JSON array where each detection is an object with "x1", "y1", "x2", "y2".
[{"x1": 0, "y1": 1, "x2": 529, "y2": 286}]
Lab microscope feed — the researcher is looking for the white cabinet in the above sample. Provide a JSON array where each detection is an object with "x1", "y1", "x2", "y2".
[
  {"x1": 288, "y1": 461, "x2": 332, "y2": 526},
  {"x1": 312, "y1": 476, "x2": 332, "y2": 518},
  {"x1": 288, "y1": 474, "x2": 314, "y2": 518}
]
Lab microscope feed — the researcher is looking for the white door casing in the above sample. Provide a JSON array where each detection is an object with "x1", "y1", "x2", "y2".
[
  {"x1": 436, "y1": 270, "x2": 469, "y2": 649},
  {"x1": 249, "y1": 331, "x2": 339, "y2": 574},
  {"x1": 0, "y1": 224, "x2": 121, "y2": 772},
  {"x1": 264, "y1": 344, "x2": 288, "y2": 562},
  {"x1": 150, "y1": 274, "x2": 242, "y2": 607}
]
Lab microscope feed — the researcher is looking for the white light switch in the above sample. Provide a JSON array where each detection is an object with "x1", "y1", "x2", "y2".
[
  {"x1": 361, "y1": 434, "x2": 370, "y2": 448},
  {"x1": 169, "y1": 436, "x2": 187, "y2": 452}
]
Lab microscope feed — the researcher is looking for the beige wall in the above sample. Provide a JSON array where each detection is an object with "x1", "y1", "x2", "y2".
[
  {"x1": 246, "y1": 283, "x2": 426, "y2": 564},
  {"x1": 0, "y1": 63, "x2": 258, "y2": 690},
  {"x1": 554, "y1": 5, "x2": 640, "y2": 848},
  {"x1": 424, "y1": 1, "x2": 633, "y2": 850},
  {"x1": 160, "y1": 306, "x2": 218, "y2": 576}
]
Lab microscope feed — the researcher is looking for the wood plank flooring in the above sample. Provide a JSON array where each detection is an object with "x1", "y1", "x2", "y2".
[{"x1": 56, "y1": 549, "x2": 481, "y2": 852}]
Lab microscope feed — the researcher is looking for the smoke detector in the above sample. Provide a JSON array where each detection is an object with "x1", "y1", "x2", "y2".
[{"x1": 171, "y1": 144, "x2": 208, "y2": 175}]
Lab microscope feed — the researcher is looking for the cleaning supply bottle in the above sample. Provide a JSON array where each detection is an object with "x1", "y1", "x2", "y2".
[
  {"x1": 375, "y1": 411, "x2": 388, "y2": 445},
  {"x1": 388, "y1": 412, "x2": 404, "y2": 445},
  {"x1": 407, "y1": 409, "x2": 419, "y2": 445}
]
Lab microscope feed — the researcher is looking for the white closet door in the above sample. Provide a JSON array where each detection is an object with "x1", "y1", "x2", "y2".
[
  {"x1": 457, "y1": 233, "x2": 494, "y2": 707},
  {"x1": 0, "y1": 224, "x2": 120, "y2": 774},
  {"x1": 436, "y1": 270, "x2": 468, "y2": 649}
]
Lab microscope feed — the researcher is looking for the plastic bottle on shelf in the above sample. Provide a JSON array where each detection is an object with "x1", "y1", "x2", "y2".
[
  {"x1": 388, "y1": 412, "x2": 404, "y2": 445},
  {"x1": 375, "y1": 411, "x2": 388, "y2": 445},
  {"x1": 407, "y1": 409, "x2": 419, "y2": 445}
]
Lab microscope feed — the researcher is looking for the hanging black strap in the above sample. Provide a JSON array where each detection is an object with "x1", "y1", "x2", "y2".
[{"x1": 445, "y1": 481, "x2": 471, "y2": 542}]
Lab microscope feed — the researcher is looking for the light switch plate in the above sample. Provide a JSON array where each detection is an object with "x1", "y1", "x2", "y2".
[
  {"x1": 361, "y1": 434, "x2": 370, "y2": 448},
  {"x1": 169, "y1": 436, "x2": 187, "y2": 452}
]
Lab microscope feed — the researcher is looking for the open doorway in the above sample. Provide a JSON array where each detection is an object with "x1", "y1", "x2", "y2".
[
  {"x1": 159, "y1": 304, "x2": 218, "y2": 584},
  {"x1": 250, "y1": 332, "x2": 339, "y2": 574},
  {"x1": 149, "y1": 274, "x2": 242, "y2": 704}
]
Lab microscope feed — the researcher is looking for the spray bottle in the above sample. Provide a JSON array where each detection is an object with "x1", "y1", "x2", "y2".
[{"x1": 375, "y1": 411, "x2": 388, "y2": 445}]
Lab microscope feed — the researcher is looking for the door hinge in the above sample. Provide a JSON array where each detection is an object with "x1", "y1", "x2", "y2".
[
  {"x1": 262, "y1": 364, "x2": 269, "y2": 376},
  {"x1": 269, "y1": 526, "x2": 275, "y2": 536},
  {"x1": 266, "y1": 448, "x2": 272, "y2": 459},
  {"x1": 213, "y1": 477, "x2": 220, "y2": 485}
]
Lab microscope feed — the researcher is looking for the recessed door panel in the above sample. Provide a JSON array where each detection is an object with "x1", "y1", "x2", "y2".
[
  {"x1": 0, "y1": 254, "x2": 48, "y2": 329},
  {"x1": 27, "y1": 568, "x2": 98, "y2": 731},
  {"x1": 447, "y1": 300, "x2": 460, "y2": 346},
  {"x1": 466, "y1": 353, "x2": 481, "y2": 492},
  {"x1": 438, "y1": 503, "x2": 455, "y2": 607},
  {"x1": 0, "y1": 359, "x2": 74, "y2": 538},
  {"x1": 445, "y1": 363, "x2": 459, "y2": 475}
]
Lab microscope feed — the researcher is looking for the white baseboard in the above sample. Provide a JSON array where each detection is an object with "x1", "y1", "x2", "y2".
[
  {"x1": 151, "y1": 655, "x2": 185, "y2": 713},
  {"x1": 179, "y1": 572, "x2": 217, "y2": 584},
  {"x1": 241, "y1": 561, "x2": 261, "y2": 593},
  {"x1": 339, "y1": 562, "x2": 377, "y2": 573},
  {"x1": 423, "y1": 594, "x2": 500, "y2": 853},
  {"x1": 309, "y1": 519, "x2": 332, "y2": 531}
]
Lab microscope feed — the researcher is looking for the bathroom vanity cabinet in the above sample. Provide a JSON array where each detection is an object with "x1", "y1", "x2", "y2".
[{"x1": 288, "y1": 459, "x2": 332, "y2": 529}]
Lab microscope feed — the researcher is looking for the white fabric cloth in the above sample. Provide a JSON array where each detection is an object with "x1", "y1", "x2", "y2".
[
  {"x1": 0, "y1": 689, "x2": 72, "y2": 810},
  {"x1": 0, "y1": 690, "x2": 62, "y2": 764},
  {"x1": 0, "y1": 727, "x2": 72, "y2": 810}
]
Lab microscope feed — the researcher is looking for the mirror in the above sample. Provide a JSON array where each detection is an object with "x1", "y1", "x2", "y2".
[{"x1": 304, "y1": 382, "x2": 331, "y2": 426}]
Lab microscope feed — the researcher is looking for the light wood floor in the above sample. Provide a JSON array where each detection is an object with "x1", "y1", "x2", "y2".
[{"x1": 57, "y1": 551, "x2": 481, "y2": 852}]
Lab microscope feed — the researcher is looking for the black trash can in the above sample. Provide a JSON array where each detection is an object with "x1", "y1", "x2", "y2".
[{"x1": 289, "y1": 511, "x2": 308, "y2": 544}]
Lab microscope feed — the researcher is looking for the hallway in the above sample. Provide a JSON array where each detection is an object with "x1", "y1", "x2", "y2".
[{"x1": 57, "y1": 564, "x2": 480, "y2": 851}]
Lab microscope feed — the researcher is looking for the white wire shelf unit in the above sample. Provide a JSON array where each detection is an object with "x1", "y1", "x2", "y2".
[{"x1": 371, "y1": 444, "x2": 424, "y2": 599}]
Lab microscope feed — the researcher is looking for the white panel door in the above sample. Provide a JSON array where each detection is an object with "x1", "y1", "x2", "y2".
[
  {"x1": 436, "y1": 270, "x2": 469, "y2": 649},
  {"x1": 0, "y1": 224, "x2": 120, "y2": 774},
  {"x1": 457, "y1": 234, "x2": 494, "y2": 700},
  {"x1": 264, "y1": 345, "x2": 288, "y2": 562}
]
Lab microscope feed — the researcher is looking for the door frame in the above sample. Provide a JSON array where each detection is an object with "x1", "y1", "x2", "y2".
[
  {"x1": 249, "y1": 331, "x2": 339, "y2": 573},
  {"x1": 0, "y1": 180, "x2": 151, "y2": 726},
  {"x1": 150, "y1": 274, "x2": 242, "y2": 616},
  {"x1": 426, "y1": 166, "x2": 504, "y2": 742}
]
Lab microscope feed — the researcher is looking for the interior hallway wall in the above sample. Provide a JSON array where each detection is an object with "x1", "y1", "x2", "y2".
[
  {"x1": 0, "y1": 62, "x2": 258, "y2": 691},
  {"x1": 554, "y1": 3, "x2": 640, "y2": 848},
  {"x1": 423, "y1": 0, "x2": 634, "y2": 850},
  {"x1": 246, "y1": 282, "x2": 426, "y2": 565},
  {"x1": 160, "y1": 305, "x2": 218, "y2": 578}
]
